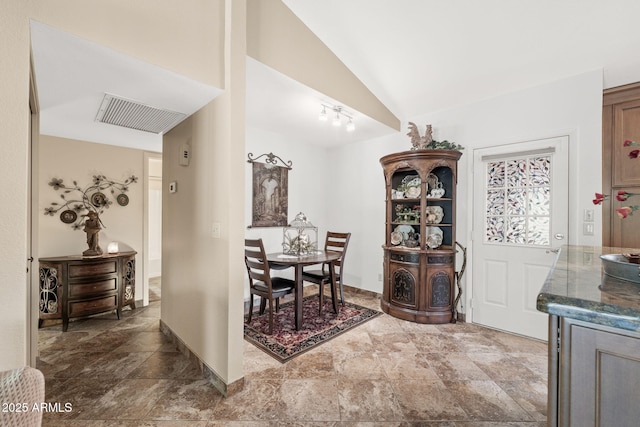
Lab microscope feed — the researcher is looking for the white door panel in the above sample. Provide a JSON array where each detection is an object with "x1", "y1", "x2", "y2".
[{"x1": 472, "y1": 136, "x2": 569, "y2": 340}]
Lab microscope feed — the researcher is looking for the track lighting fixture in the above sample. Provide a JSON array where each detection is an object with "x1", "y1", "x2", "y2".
[
  {"x1": 319, "y1": 104, "x2": 355, "y2": 132},
  {"x1": 318, "y1": 105, "x2": 328, "y2": 121}
]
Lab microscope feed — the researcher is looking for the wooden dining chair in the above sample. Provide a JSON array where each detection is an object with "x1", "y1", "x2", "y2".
[
  {"x1": 302, "y1": 231, "x2": 351, "y2": 313},
  {"x1": 244, "y1": 238, "x2": 295, "y2": 334}
]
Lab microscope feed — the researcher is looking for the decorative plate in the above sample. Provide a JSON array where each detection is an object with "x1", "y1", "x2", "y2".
[
  {"x1": 394, "y1": 224, "x2": 414, "y2": 240},
  {"x1": 91, "y1": 192, "x2": 107, "y2": 207},
  {"x1": 116, "y1": 193, "x2": 129, "y2": 206},
  {"x1": 60, "y1": 209, "x2": 77, "y2": 224},
  {"x1": 390, "y1": 231, "x2": 403, "y2": 245},
  {"x1": 425, "y1": 226, "x2": 443, "y2": 249},
  {"x1": 425, "y1": 206, "x2": 444, "y2": 224},
  {"x1": 405, "y1": 186, "x2": 421, "y2": 198},
  {"x1": 401, "y1": 175, "x2": 420, "y2": 189}
]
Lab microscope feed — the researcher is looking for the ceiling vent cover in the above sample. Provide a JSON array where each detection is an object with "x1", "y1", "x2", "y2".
[{"x1": 95, "y1": 94, "x2": 187, "y2": 134}]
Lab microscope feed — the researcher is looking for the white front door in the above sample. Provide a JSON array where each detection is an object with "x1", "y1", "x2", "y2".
[{"x1": 472, "y1": 136, "x2": 569, "y2": 340}]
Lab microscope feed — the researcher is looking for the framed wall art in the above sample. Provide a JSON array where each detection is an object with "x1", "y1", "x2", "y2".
[{"x1": 247, "y1": 152, "x2": 292, "y2": 227}]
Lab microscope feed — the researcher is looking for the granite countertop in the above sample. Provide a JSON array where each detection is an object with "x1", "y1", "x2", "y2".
[{"x1": 537, "y1": 245, "x2": 640, "y2": 332}]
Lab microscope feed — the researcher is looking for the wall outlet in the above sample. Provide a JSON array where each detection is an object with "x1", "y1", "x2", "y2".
[
  {"x1": 378, "y1": 273, "x2": 383, "y2": 281},
  {"x1": 583, "y1": 222, "x2": 594, "y2": 236}
]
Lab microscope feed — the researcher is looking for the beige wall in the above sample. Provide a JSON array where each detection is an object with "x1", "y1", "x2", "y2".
[
  {"x1": 38, "y1": 136, "x2": 145, "y2": 298},
  {"x1": 0, "y1": 0, "x2": 35, "y2": 370},
  {"x1": 33, "y1": 0, "x2": 224, "y2": 87},
  {"x1": 162, "y1": 0, "x2": 246, "y2": 387},
  {"x1": 247, "y1": 0, "x2": 400, "y2": 131}
]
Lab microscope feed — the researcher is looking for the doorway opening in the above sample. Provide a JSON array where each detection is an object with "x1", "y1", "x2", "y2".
[{"x1": 145, "y1": 154, "x2": 162, "y2": 305}]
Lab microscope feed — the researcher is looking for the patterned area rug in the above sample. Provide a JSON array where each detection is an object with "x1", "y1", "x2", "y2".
[{"x1": 244, "y1": 295, "x2": 382, "y2": 363}]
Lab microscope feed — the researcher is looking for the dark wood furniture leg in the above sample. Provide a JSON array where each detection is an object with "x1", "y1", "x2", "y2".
[
  {"x1": 295, "y1": 264, "x2": 303, "y2": 330},
  {"x1": 330, "y1": 261, "x2": 339, "y2": 314}
]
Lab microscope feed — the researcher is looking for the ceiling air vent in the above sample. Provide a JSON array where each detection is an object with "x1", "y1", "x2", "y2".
[{"x1": 95, "y1": 94, "x2": 187, "y2": 134}]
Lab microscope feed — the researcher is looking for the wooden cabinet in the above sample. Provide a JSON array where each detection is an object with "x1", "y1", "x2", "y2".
[
  {"x1": 38, "y1": 252, "x2": 136, "y2": 331},
  {"x1": 549, "y1": 315, "x2": 640, "y2": 427},
  {"x1": 380, "y1": 149, "x2": 461, "y2": 323},
  {"x1": 602, "y1": 82, "x2": 640, "y2": 247}
]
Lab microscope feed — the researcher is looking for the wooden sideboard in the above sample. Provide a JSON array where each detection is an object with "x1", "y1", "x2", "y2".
[{"x1": 38, "y1": 251, "x2": 136, "y2": 331}]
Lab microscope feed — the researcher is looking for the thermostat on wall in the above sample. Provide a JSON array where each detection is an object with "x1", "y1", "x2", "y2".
[
  {"x1": 180, "y1": 143, "x2": 190, "y2": 166},
  {"x1": 169, "y1": 181, "x2": 177, "y2": 193}
]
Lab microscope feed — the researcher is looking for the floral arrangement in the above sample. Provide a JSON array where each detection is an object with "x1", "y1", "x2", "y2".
[
  {"x1": 592, "y1": 139, "x2": 640, "y2": 219},
  {"x1": 593, "y1": 191, "x2": 639, "y2": 218},
  {"x1": 44, "y1": 174, "x2": 138, "y2": 229},
  {"x1": 282, "y1": 233, "x2": 316, "y2": 256}
]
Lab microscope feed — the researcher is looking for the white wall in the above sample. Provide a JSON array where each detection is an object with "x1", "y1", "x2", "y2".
[
  {"x1": 244, "y1": 127, "x2": 329, "y2": 289},
  {"x1": 327, "y1": 70, "x2": 604, "y2": 310},
  {"x1": 38, "y1": 136, "x2": 145, "y2": 300}
]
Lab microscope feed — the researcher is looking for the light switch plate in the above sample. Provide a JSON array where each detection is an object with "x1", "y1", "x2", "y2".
[
  {"x1": 212, "y1": 222, "x2": 221, "y2": 238},
  {"x1": 584, "y1": 209, "x2": 594, "y2": 222}
]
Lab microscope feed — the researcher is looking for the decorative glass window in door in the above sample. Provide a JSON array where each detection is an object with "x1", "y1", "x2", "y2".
[{"x1": 485, "y1": 155, "x2": 551, "y2": 246}]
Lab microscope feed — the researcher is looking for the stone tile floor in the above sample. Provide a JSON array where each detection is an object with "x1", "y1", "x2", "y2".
[{"x1": 37, "y1": 284, "x2": 548, "y2": 426}]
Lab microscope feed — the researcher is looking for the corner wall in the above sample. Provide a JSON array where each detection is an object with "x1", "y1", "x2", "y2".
[
  {"x1": 244, "y1": 127, "x2": 329, "y2": 289},
  {"x1": 161, "y1": 0, "x2": 246, "y2": 392},
  {"x1": 326, "y1": 70, "x2": 604, "y2": 309},
  {"x1": 0, "y1": 0, "x2": 33, "y2": 370}
]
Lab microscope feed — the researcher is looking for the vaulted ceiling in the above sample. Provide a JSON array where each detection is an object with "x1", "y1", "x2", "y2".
[
  {"x1": 283, "y1": 0, "x2": 640, "y2": 118},
  {"x1": 31, "y1": 1, "x2": 640, "y2": 150}
]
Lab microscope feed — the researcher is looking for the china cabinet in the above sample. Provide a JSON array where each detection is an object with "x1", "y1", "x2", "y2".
[
  {"x1": 38, "y1": 251, "x2": 136, "y2": 331},
  {"x1": 380, "y1": 149, "x2": 461, "y2": 323}
]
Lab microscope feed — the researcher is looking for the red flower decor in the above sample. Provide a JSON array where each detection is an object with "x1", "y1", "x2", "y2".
[
  {"x1": 593, "y1": 192, "x2": 639, "y2": 219},
  {"x1": 593, "y1": 193, "x2": 608, "y2": 205},
  {"x1": 593, "y1": 139, "x2": 640, "y2": 219},
  {"x1": 616, "y1": 206, "x2": 639, "y2": 219},
  {"x1": 617, "y1": 190, "x2": 633, "y2": 201}
]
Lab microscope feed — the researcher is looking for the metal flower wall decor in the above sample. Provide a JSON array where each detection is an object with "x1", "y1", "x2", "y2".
[{"x1": 44, "y1": 174, "x2": 138, "y2": 229}]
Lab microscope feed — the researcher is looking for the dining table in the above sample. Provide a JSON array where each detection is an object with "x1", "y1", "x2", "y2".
[{"x1": 266, "y1": 250, "x2": 341, "y2": 330}]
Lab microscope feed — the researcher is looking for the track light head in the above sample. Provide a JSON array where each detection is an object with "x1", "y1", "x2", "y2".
[{"x1": 318, "y1": 106, "x2": 327, "y2": 122}]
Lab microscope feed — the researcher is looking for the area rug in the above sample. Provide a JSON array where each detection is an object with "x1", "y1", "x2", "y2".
[{"x1": 244, "y1": 295, "x2": 382, "y2": 363}]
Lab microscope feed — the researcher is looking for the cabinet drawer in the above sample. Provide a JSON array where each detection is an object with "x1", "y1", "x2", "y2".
[
  {"x1": 390, "y1": 252, "x2": 420, "y2": 264},
  {"x1": 68, "y1": 295, "x2": 117, "y2": 317},
  {"x1": 68, "y1": 278, "x2": 117, "y2": 297},
  {"x1": 69, "y1": 261, "x2": 117, "y2": 278}
]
